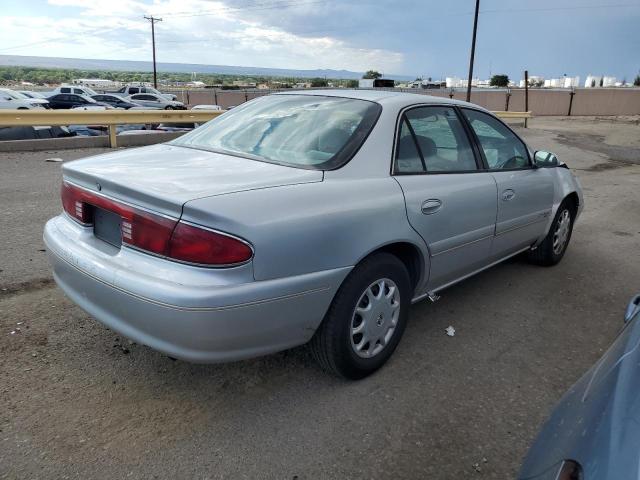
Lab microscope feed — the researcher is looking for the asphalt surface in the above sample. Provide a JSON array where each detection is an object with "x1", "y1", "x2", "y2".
[{"x1": 1, "y1": 117, "x2": 639, "y2": 479}]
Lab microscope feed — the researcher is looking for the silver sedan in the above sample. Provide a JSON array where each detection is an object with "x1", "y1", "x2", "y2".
[
  {"x1": 44, "y1": 90, "x2": 583, "y2": 378},
  {"x1": 127, "y1": 93, "x2": 186, "y2": 110}
]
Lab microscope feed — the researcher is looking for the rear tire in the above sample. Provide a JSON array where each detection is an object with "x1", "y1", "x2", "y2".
[
  {"x1": 165, "y1": 106, "x2": 174, "y2": 110},
  {"x1": 310, "y1": 253, "x2": 411, "y2": 379},
  {"x1": 528, "y1": 199, "x2": 576, "y2": 266}
]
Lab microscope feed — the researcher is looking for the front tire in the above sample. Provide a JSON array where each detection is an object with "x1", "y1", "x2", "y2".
[
  {"x1": 310, "y1": 253, "x2": 411, "y2": 379},
  {"x1": 528, "y1": 199, "x2": 576, "y2": 266}
]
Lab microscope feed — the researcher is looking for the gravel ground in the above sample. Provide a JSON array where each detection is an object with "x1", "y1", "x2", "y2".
[{"x1": 1, "y1": 117, "x2": 639, "y2": 479}]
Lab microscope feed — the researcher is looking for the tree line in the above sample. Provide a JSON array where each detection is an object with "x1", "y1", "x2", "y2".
[{"x1": 0, "y1": 66, "x2": 360, "y2": 88}]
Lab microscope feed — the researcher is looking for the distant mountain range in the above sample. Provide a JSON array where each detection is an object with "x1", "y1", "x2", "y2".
[{"x1": 0, "y1": 54, "x2": 413, "y2": 81}]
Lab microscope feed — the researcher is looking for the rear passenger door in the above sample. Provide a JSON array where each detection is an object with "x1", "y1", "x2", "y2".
[
  {"x1": 461, "y1": 109, "x2": 554, "y2": 260},
  {"x1": 393, "y1": 105, "x2": 498, "y2": 290}
]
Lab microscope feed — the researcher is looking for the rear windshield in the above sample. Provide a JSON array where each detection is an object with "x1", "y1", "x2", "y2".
[{"x1": 171, "y1": 95, "x2": 381, "y2": 170}]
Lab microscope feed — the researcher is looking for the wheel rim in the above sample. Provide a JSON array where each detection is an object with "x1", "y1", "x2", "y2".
[
  {"x1": 552, "y1": 209, "x2": 571, "y2": 255},
  {"x1": 350, "y1": 278, "x2": 401, "y2": 359}
]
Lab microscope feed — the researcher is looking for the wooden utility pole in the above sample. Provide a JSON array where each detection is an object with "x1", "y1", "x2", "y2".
[
  {"x1": 144, "y1": 16, "x2": 163, "y2": 89},
  {"x1": 524, "y1": 70, "x2": 529, "y2": 128},
  {"x1": 466, "y1": 0, "x2": 480, "y2": 102}
]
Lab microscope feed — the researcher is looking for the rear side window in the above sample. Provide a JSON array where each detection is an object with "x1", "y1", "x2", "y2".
[
  {"x1": 395, "y1": 106, "x2": 477, "y2": 174},
  {"x1": 61, "y1": 87, "x2": 71, "y2": 93},
  {"x1": 129, "y1": 87, "x2": 140, "y2": 94},
  {"x1": 462, "y1": 109, "x2": 530, "y2": 170}
]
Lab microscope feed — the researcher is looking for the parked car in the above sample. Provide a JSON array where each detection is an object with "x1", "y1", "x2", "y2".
[
  {"x1": 111, "y1": 85, "x2": 178, "y2": 101},
  {"x1": 191, "y1": 104, "x2": 223, "y2": 111},
  {"x1": 67, "y1": 125, "x2": 105, "y2": 136},
  {"x1": 44, "y1": 91, "x2": 583, "y2": 379},
  {"x1": 0, "y1": 125, "x2": 73, "y2": 141},
  {"x1": 519, "y1": 294, "x2": 640, "y2": 480},
  {"x1": 0, "y1": 88, "x2": 47, "y2": 109},
  {"x1": 48, "y1": 85, "x2": 99, "y2": 98},
  {"x1": 18, "y1": 90, "x2": 48, "y2": 99},
  {"x1": 91, "y1": 94, "x2": 142, "y2": 110},
  {"x1": 47, "y1": 94, "x2": 111, "y2": 109},
  {"x1": 155, "y1": 124, "x2": 196, "y2": 132},
  {"x1": 127, "y1": 93, "x2": 185, "y2": 110},
  {"x1": 71, "y1": 105, "x2": 111, "y2": 111}
]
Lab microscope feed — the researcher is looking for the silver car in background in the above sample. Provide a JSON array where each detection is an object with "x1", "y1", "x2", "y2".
[
  {"x1": 44, "y1": 90, "x2": 583, "y2": 378},
  {"x1": 127, "y1": 93, "x2": 186, "y2": 110}
]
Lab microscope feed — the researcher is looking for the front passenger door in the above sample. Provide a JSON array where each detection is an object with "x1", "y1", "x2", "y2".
[
  {"x1": 393, "y1": 106, "x2": 498, "y2": 291},
  {"x1": 462, "y1": 109, "x2": 554, "y2": 260}
]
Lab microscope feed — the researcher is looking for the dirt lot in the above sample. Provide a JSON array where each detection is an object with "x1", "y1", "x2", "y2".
[{"x1": 1, "y1": 116, "x2": 639, "y2": 479}]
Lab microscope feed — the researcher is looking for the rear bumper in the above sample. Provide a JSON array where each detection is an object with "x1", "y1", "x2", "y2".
[{"x1": 44, "y1": 215, "x2": 350, "y2": 363}]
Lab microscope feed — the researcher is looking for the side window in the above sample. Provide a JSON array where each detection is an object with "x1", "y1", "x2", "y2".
[
  {"x1": 394, "y1": 106, "x2": 477, "y2": 174},
  {"x1": 61, "y1": 87, "x2": 70, "y2": 93},
  {"x1": 462, "y1": 109, "x2": 530, "y2": 170},
  {"x1": 395, "y1": 118, "x2": 424, "y2": 173},
  {"x1": 129, "y1": 87, "x2": 139, "y2": 94}
]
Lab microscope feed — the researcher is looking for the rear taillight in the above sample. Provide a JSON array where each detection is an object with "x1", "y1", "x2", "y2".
[
  {"x1": 61, "y1": 181, "x2": 92, "y2": 224},
  {"x1": 168, "y1": 222, "x2": 253, "y2": 266},
  {"x1": 62, "y1": 181, "x2": 175, "y2": 255},
  {"x1": 60, "y1": 181, "x2": 253, "y2": 266}
]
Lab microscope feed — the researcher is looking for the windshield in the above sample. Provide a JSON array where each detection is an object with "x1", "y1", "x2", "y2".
[
  {"x1": 2, "y1": 90, "x2": 27, "y2": 100},
  {"x1": 172, "y1": 95, "x2": 381, "y2": 170}
]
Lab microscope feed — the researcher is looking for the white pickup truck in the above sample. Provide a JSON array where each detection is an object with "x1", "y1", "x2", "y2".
[
  {"x1": 47, "y1": 85, "x2": 99, "y2": 97},
  {"x1": 110, "y1": 85, "x2": 178, "y2": 101}
]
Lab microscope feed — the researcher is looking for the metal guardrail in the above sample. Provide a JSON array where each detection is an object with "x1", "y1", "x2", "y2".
[
  {"x1": 492, "y1": 111, "x2": 532, "y2": 119},
  {"x1": 0, "y1": 108, "x2": 531, "y2": 149},
  {"x1": 0, "y1": 109, "x2": 225, "y2": 147}
]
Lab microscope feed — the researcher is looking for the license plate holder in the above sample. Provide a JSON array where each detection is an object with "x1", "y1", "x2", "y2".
[{"x1": 93, "y1": 206, "x2": 122, "y2": 248}]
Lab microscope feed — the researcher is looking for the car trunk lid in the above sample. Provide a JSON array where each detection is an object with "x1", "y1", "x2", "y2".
[{"x1": 62, "y1": 143, "x2": 323, "y2": 217}]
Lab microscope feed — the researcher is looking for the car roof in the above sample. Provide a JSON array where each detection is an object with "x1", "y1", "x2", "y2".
[{"x1": 274, "y1": 88, "x2": 486, "y2": 111}]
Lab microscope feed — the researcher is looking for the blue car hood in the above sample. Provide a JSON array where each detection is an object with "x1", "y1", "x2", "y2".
[{"x1": 519, "y1": 315, "x2": 640, "y2": 479}]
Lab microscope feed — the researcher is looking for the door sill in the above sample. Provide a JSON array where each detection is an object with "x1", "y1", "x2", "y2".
[{"x1": 411, "y1": 246, "x2": 530, "y2": 304}]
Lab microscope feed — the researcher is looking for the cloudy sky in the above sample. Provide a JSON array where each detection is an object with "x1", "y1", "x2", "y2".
[{"x1": 1, "y1": 0, "x2": 639, "y2": 80}]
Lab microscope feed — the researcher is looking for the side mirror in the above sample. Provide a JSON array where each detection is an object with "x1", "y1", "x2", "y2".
[
  {"x1": 625, "y1": 295, "x2": 640, "y2": 323},
  {"x1": 533, "y1": 151, "x2": 559, "y2": 167}
]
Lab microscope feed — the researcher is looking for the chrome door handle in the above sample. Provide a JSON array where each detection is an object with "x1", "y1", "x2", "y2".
[
  {"x1": 421, "y1": 199, "x2": 443, "y2": 215},
  {"x1": 501, "y1": 189, "x2": 515, "y2": 201}
]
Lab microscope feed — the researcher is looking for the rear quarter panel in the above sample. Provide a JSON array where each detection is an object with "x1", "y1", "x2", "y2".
[{"x1": 181, "y1": 177, "x2": 428, "y2": 283}]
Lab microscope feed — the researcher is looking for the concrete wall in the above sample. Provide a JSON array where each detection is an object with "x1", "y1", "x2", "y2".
[
  {"x1": 174, "y1": 87, "x2": 640, "y2": 116},
  {"x1": 0, "y1": 131, "x2": 184, "y2": 152}
]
